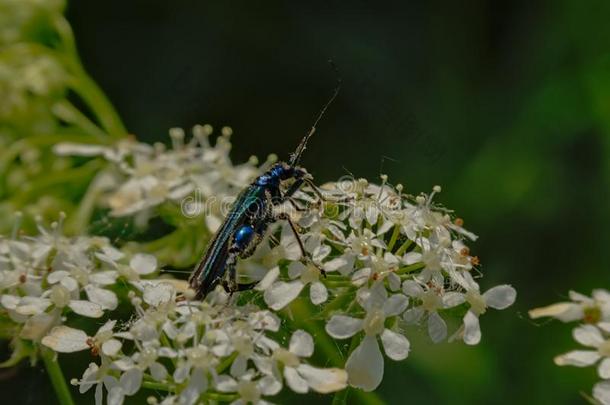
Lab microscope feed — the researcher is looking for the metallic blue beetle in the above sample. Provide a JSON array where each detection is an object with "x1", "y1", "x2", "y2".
[{"x1": 189, "y1": 86, "x2": 340, "y2": 299}]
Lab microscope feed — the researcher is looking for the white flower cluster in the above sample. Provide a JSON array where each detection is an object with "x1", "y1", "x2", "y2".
[
  {"x1": 0, "y1": 213, "x2": 158, "y2": 347},
  {"x1": 54, "y1": 125, "x2": 269, "y2": 224},
  {"x1": 530, "y1": 289, "x2": 610, "y2": 404},
  {"x1": 45, "y1": 284, "x2": 347, "y2": 405},
  {"x1": 19, "y1": 128, "x2": 518, "y2": 402},
  {"x1": 240, "y1": 178, "x2": 517, "y2": 391}
]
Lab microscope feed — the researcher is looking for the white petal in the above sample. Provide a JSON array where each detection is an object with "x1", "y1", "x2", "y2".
[
  {"x1": 150, "y1": 362, "x2": 168, "y2": 381},
  {"x1": 258, "y1": 375, "x2": 282, "y2": 395},
  {"x1": 402, "y1": 280, "x2": 423, "y2": 297},
  {"x1": 102, "y1": 339, "x2": 122, "y2": 357},
  {"x1": 181, "y1": 368, "x2": 207, "y2": 404},
  {"x1": 289, "y1": 330, "x2": 314, "y2": 358},
  {"x1": 284, "y1": 367, "x2": 308, "y2": 394},
  {"x1": 107, "y1": 387, "x2": 124, "y2": 405},
  {"x1": 323, "y1": 256, "x2": 350, "y2": 273},
  {"x1": 297, "y1": 364, "x2": 347, "y2": 394},
  {"x1": 280, "y1": 224, "x2": 302, "y2": 261},
  {"x1": 90, "y1": 271, "x2": 119, "y2": 286},
  {"x1": 345, "y1": 335, "x2": 384, "y2": 392},
  {"x1": 79, "y1": 363, "x2": 99, "y2": 394},
  {"x1": 130, "y1": 253, "x2": 157, "y2": 275},
  {"x1": 528, "y1": 303, "x2": 583, "y2": 322},
  {"x1": 60, "y1": 276, "x2": 79, "y2": 292},
  {"x1": 325, "y1": 315, "x2": 363, "y2": 339},
  {"x1": 554, "y1": 350, "x2": 600, "y2": 367},
  {"x1": 263, "y1": 281, "x2": 304, "y2": 311},
  {"x1": 594, "y1": 380, "x2": 610, "y2": 405},
  {"x1": 351, "y1": 267, "x2": 371, "y2": 287},
  {"x1": 403, "y1": 307, "x2": 424, "y2": 324},
  {"x1": 42, "y1": 326, "x2": 89, "y2": 353},
  {"x1": 573, "y1": 324, "x2": 604, "y2": 347},
  {"x1": 309, "y1": 281, "x2": 327, "y2": 305},
  {"x1": 428, "y1": 312, "x2": 447, "y2": 343},
  {"x1": 442, "y1": 292, "x2": 466, "y2": 308},
  {"x1": 288, "y1": 261, "x2": 306, "y2": 279},
  {"x1": 0, "y1": 294, "x2": 19, "y2": 310},
  {"x1": 16, "y1": 297, "x2": 51, "y2": 315},
  {"x1": 54, "y1": 143, "x2": 107, "y2": 156},
  {"x1": 143, "y1": 283, "x2": 174, "y2": 306},
  {"x1": 312, "y1": 245, "x2": 331, "y2": 262},
  {"x1": 69, "y1": 300, "x2": 104, "y2": 318},
  {"x1": 387, "y1": 273, "x2": 401, "y2": 292},
  {"x1": 255, "y1": 267, "x2": 280, "y2": 291},
  {"x1": 215, "y1": 375, "x2": 237, "y2": 392},
  {"x1": 120, "y1": 368, "x2": 142, "y2": 396},
  {"x1": 483, "y1": 285, "x2": 516, "y2": 309},
  {"x1": 230, "y1": 355, "x2": 247, "y2": 378},
  {"x1": 463, "y1": 310, "x2": 481, "y2": 345},
  {"x1": 47, "y1": 270, "x2": 69, "y2": 284},
  {"x1": 380, "y1": 329, "x2": 410, "y2": 360},
  {"x1": 98, "y1": 320, "x2": 117, "y2": 335},
  {"x1": 85, "y1": 285, "x2": 118, "y2": 310},
  {"x1": 94, "y1": 378, "x2": 103, "y2": 404},
  {"x1": 383, "y1": 294, "x2": 409, "y2": 317},
  {"x1": 20, "y1": 313, "x2": 55, "y2": 340},
  {"x1": 598, "y1": 358, "x2": 610, "y2": 379},
  {"x1": 403, "y1": 252, "x2": 422, "y2": 265},
  {"x1": 357, "y1": 281, "x2": 388, "y2": 311}
]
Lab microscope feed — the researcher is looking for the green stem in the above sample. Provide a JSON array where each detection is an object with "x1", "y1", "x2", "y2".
[
  {"x1": 394, "y1": 239, "x2": 413, "y2": 256},
  {"x1": 386, "y1": 225, "x2": 401, "y2": 252},
  {"x1": 331, "y1": 335, "x2": 360, "y2": 405},
  {"x1": 142, "y1": 380, "x2": 173, "y2": 392},
  {"x1": 41, "y1": 349, "x2": 75, "y2": 405},
  {"x1": 396, "y1": 262, "x2": 424, "y2": 275}
]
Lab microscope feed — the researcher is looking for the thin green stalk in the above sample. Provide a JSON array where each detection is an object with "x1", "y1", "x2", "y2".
[
  {"x1": 331, "y1": 335, "x2": 360, "y2": 405},
  {"x1": 142, "y1": 380, "x2": 173, "y2": 392},
  {"x1": 396, "y1": 262, "x2": 424, "y2": 275},
  {"x1": 386, "y1": 224, "x2": 401, "y2": 252},
  {"x1": 41, "y1": 349, "x2": 75, "y2": 405},
  {"x1": 394, "y1": 239, "x2": 413, "y2": 256}
]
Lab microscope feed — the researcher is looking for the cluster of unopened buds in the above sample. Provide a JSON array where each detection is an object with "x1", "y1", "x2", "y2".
[{"x1": 530, "y1": 289, "x2": 610, "y2": 404}]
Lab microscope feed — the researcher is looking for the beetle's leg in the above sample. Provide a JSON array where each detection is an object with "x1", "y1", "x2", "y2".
[
  {"x1": 288, "y1": 197, "x2": 307, "y2": 212},
  {"x1": 276, "y1": 212, "x2": 326, "y2": 278},
  {"x1": 304, "y1": 178, "x2": 352, "y2": 204},
  {"x1": 222, "y1": 247, "x2": 240, "y2": 294}
]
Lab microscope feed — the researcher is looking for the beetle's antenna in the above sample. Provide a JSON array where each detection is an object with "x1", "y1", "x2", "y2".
[{"x1": 289, "y1": 60, "x2": 342, "y2": 166}]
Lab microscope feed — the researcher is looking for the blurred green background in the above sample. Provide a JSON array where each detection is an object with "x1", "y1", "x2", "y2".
[{"x1": 4, "y1": 0, "x2": 610, "y2": 403}]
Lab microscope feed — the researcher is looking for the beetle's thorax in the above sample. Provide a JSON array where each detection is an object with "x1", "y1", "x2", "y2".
[{"x1": 255, "y1": 162, "x2": 308, "y2": 187}]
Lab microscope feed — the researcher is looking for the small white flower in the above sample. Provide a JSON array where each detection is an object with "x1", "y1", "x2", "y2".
[
  {"x1": 42, "y1": 320, "x2": 122, "y2": 355},
  {"x1": 594, "y1": 380, "x2": 610, "y2": 405},
  {"x1": 216, "y1": 370, "x2": 281, "y2": 405},
  {"x1": 554, "y1": 324, "x2": 610, "y2": 378},
  {"x1": 326, "y1": 282, "x2": 409, "y2": 391},
  {"x1": 271, "y1": 330, "x2": 347, "y2": 394},
  {"x1": 402, "y1": 280, "x2": 452, "y2": 343},
  {"x1": 449, "y1": 273, "x2": 516, "y2": 345},
  {"x1": 263, "y1": 261, "x2": 327, "y2": 310},
  {"x1": 529, "y1": 289, "x2": 610, "y2": 323}
]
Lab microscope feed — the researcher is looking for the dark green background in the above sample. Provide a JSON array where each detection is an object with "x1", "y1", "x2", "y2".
[{"x1": 10, "y1": 0, "x2": 610, "y2": 403}]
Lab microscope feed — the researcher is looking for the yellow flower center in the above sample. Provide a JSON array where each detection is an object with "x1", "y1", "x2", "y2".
[
  {"x1": 273, "y1": 348, "x2": 300, "y2": 367},
  {"x1": 466, "y1": 290, "x2": 487, "y2": 315}
]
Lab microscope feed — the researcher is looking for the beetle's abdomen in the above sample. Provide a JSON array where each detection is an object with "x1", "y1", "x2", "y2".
[{"x1": 234, "y1": 225, "x2": 254, "y2": 249}]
